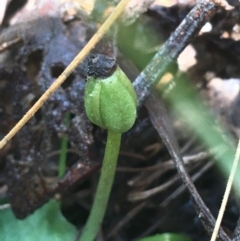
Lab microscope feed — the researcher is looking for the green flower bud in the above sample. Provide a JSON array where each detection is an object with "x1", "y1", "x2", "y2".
[{"x1": 84, "y1": 66, "x2": 137, "y2": 133}]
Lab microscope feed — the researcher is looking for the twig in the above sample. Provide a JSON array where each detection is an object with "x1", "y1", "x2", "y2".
[
  {"x1": 0, "y1": 37, "x2": 21, "y2": 52},
  {"x1": 128, "y1": 175, "x2": 180, "y2": 201},
  {"x1": 135, "y1": 161, "x2": 214, "y2": 239},
  {"x1": 145, "y1": 92, "x2": 230, "y2": 241},
  {"x1": 117, "y1": 151, "x2": 209, "y2": 172},
  {"x1": 160, "y1": 161, "x2": 214, "y2": 207},
  {"x1": 134, "y1": 1, "x2": 217, "y2": 107},
  {"x1": 0, "y1": 0, "x2": 131, "y2": 149}
]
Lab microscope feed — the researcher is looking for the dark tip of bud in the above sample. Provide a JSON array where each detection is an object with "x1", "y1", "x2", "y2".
[{"x1": 88, "y1": 54, "x2": 117, "y2": 79}]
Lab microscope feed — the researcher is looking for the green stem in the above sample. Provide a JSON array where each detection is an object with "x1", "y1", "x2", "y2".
[
  {"x1": 58, "y1": 135, "x2": 68, "y2": 178},
  {"x1": 79, "y1": 130, "x2": 121, "y2": 241},
  {"x1": 58, "y1": 113, "x2": 70, "y2": 178}
]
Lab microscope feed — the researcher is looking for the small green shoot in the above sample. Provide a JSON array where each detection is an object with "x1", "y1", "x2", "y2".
[{"x1": 58, "y1": 113, "x2": 70, "y2": 178}]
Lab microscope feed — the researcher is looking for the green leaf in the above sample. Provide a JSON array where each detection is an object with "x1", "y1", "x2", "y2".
[
  {"x1": 0, "y1": 200, "x2": 77, "y2": 241},
  {"x1": 138, "y1": 233, "x2": 192, "y2": 241}
]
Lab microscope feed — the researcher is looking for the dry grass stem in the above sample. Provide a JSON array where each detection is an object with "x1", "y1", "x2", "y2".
[{"x1": 210, "y1": 139, "x2": 240, "y2": 241}]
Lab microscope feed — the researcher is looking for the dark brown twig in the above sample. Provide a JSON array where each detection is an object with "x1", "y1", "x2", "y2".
[
  {"x1": 133, "y1": 1, "x2": 217, "y2": 107},
  {"x1": 145, "y1": 93, "x2": 230, "y2": 241}
]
